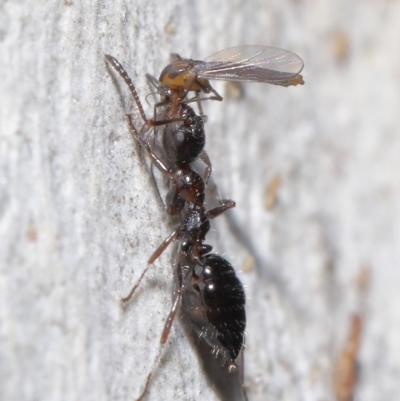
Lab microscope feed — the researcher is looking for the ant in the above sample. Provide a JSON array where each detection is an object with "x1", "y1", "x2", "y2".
[
  {"x1": 119, "y1": 114, "x2": 246, "y2": 401},
  {"x1": 106, "y1": 57, "x2": 246, "y2": 400}
]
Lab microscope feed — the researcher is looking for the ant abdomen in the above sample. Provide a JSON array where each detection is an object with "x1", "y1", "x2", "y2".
[
  {"x1": 183, "y1": 254, "x2": 246, "y2": 364},
  {"x1": 162, "y1": 103, "x2": 205, "y2": 165}
]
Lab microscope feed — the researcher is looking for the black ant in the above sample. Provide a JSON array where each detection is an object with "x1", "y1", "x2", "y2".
[
  {"x1": 119, "y1": 114, "x2": 246, "y2": 401},
  {"x1": 106, "y1": 57, "x2": 246, "y2": 400}
]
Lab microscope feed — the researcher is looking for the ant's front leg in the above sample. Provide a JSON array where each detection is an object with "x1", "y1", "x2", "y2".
[{"x1": 133, "y1": 261, "x2": 184, "y2": 401}]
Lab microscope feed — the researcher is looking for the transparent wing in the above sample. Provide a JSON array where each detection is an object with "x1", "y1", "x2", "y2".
[{"x1": 195, "y1": 45, "x2": 304, "y2": 86}]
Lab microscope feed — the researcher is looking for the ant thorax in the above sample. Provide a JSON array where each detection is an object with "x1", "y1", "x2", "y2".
[{"x1": 158, "y1": 102, "x2": 205, "y2": 166}]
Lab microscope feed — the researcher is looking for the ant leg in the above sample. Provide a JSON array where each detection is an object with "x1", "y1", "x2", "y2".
[
  {"x1": 145, "y1": 78, "x2": 171, "y2": 207},
  {"x1": 148, "y1": 97, "x2": 173, "y2": 203},
  {"x1": 147, "y1": 228, "x2": 180, "y2": 265},
  {"x1": 149, "y1": 112, "x2": 163, "y2": 207},
  {"x1": 149, "y1": 164, "x2": 165, "y2": 207},
  {"x1": 121, "y1": 228, "x2": 179, "y2": 304},
  {"x1": 197, "y1": 150, "x2": 212, "y2": 184},
  {"x1": 148, "y1": 146, "x2": 165, "y2": 207},
  {"x1": 134, "y1": 262, "x2": 183, "y2": 401},
  {"x1": 206, "y1": 199, "x2": 236, "y2": 220},
  {"x1": 126, "y1": 115, "x2": 176, "y2": 181}
]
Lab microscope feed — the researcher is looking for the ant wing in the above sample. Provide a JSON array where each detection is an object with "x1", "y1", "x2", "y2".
[{"x1": 195, "y1": 45, "x2": 304, "y2": 87}]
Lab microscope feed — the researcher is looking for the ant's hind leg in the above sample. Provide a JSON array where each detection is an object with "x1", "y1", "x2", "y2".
[
  {"x1": 121, "y1": 228, "x2": 180, "y2": 304},
  {"x1": 133, "y1": 263, "x2": 184, "y2": 401}
]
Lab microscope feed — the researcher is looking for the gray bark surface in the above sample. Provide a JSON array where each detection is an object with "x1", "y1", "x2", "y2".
[{"x1": 1, "y1": 1, "x2": 399, "y2": 400}]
